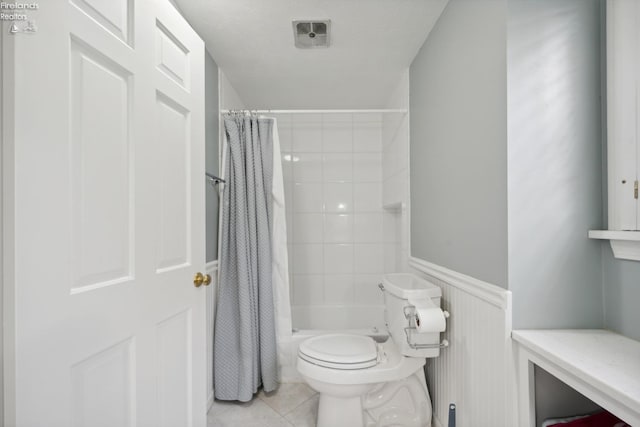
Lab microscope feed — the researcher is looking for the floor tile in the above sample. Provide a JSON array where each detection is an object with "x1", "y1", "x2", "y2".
[
  {"x1": 259, "y1": 383, "x2": 317, "y2": 416},
  {"x1": 284, "y1": 394, "x2": 319, "y2": 427},
  {"x1": 208, "y1": 416, "x2": 294, "y2": 427},
  {"x1": 208, "y1": 398, "x2": 283, "y2": 426}
]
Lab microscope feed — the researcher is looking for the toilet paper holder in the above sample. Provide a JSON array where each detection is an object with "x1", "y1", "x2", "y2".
[{"x1": 403, "y1": 304, "x2": 450, "y2": 350}]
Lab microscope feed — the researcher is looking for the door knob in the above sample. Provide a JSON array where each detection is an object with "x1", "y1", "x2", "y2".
[{"x1": 193, "y1": 272, "x2": 212, "y2": 287}]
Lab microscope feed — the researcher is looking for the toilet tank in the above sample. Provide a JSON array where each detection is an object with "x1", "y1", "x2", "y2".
[{"x1": 382, "y1": 273, "x2": 444, "y2": 358}]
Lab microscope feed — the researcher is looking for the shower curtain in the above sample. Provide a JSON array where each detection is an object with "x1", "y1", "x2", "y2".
[{"x1": 214, "y1": 113, "x2": 291, "y2": 402}]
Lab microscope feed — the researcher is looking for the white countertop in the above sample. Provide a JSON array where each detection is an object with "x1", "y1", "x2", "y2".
[{"x1": 512, "y1": 329, "x2": 640, "y2": 424}]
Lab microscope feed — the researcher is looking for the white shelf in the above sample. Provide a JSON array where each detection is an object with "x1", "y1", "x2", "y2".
[
  {"x1": 588, "y1": 230, "x2": 640, "y2": 261},
  {"x1": 513, "y1": 329, "x2": 640, "y2": 426}
]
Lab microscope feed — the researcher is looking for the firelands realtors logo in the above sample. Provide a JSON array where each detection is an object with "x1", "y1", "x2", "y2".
[{"x1": 1, "y1": 2, "x2": 39, "y2": 34}]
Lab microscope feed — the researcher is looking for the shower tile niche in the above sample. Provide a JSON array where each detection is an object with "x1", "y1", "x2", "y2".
[{"x1": 273, "y1": 112, "x2": 387, "y2": 330}]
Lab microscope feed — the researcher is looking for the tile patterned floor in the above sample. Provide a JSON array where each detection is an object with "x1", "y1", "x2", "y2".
[{"x1": 207, "y1": 383, "x2": 319, "y2": 427}]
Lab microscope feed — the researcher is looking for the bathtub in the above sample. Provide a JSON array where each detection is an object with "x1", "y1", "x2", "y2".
[{"x1": 280, "y1": 304, "x2": 388, "y2": 383}]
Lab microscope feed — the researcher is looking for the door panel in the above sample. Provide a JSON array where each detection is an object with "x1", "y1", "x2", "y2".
[
  {"x1": 157, "y1": 309, "x2": 193, "y2": 427},
  {"x1": 70, "y1": 0, "x2": 133, "y2": 44},
  {"x1": 71, "y1": 337, "x2": 136, "y2": 427},
  {"x1": 69, "y1": 37, "x2": 134, "y2": 292},
  {"x1": 155, "y1": 93, "x2": 190, "y2": 272},
  {"x1": 155, "y1": 21, "x2": 191, "y2": 90}
]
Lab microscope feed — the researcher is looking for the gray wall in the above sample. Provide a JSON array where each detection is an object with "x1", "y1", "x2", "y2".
[
  {"x1": 409, "y1": 0, "x2": 509, "y2": 288},
  {"x1": 205, "y1": 51, "x2": 220, "y2": 263},
  {"x1": 507, "y1": 0, "x2": 604, "y2": 330},
  {"x1": 602, "y1": 245, "x2": 640, "y2": 341}
]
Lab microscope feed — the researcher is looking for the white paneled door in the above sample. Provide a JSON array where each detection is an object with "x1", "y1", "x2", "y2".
[{"x1": 3, "y1": 1, "x2": 206, "y2": 426}]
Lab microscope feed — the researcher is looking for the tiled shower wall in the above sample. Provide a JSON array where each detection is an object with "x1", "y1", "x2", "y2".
[
  {"x1": 273, "y1": 112, "x2": 391, "y2": 330},
  {"x1": 381, "y1": 112, "x2": 410, "y2": 274}
]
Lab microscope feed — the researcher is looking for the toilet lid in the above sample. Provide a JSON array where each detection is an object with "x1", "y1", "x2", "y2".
[{"x1": 298, "y1": 334, "x2": 379, "y2": 370}]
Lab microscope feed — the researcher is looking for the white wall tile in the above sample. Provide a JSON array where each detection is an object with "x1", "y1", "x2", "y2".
[
  {"x1": 324, "y1": 182, "x2": 352, "y2": 213},
  {"x1": 293, "y1": 125, "x2": 323, "y2": 152},
  {"x1": 384, "y1": 243, "x2": 397, "y2": 273},
  {"x1": 278, "y1": 124, "x2": 293, "y2": 152},
  {"x1": 323, "y1": 124, "x2": 353, "y2": 152},
  {"x1": 354, "y1": 274, "x2": 384, "y2": 305},
  {"x1": 293, "y1": 213, "x2": 323, "y2": 243},
  {"x1": 293, "y1": 244, "x2": 323, "y2": 274},
  {"x1": 324, "y1": 275, "x2": 354, "y2": 304},
  {"x1": 287, "y1": 243, "x2": 294, "y2": 302},
  {"x1": 354, "y1": 182, "x2": 381, "y2": 212},
  {"x1": 281, "y1": 152, "x2": 293, "y2": 183},
  {"x1": 293, "y1": 275, "x2": 324, "y2": 305},
  {"x1": 354, "y1": 124, "x2": 382, "y2": 153},
  {"x1": 282, "y1": 111, "x2": 405, "y2": 328},
  {"x1": 293, "y1": 113, "x2": 322, "y2": 124},
  {"x1": 323, "y1": 153, "x2": 353, "y2": 182},
  {"x1": 323, "y1": 214, "x2": 353, "y2": 243},
  {"x1": 323, "y1": 113, "x2": 352, "y2": 123},
  {"x1": 382, "y1": 146, "x2": 394, "y2": 181},
  {"x1": 354, "y1": 153, "x2": 382, "y2": 182},
  {"x1": 382, "y1": 179, "x2": 393, "y2": 207},
  {"x1": 353, "y1": 113, "x2": 382, "y2": 123},
  {"x1": 293, "y1": 182, "x2": 323, "y2": 212},
  {"x1": 284, "y1": 179, "x2": 293, "y2": 207},
  {"x1": 389, "y1": 172, "x2": 408, "y2": 204},
  {"x1": 270, "y1": 113, "x2": 293, "y2": 125},
  {"x1": 354, "y1": 213, "x2": 383, "y2": 243},
  {"x1": 324, "y1": 244, "x2": 354, "y2": 274},
  {"x1": 383, "y1": 212, "x2": 398, "y2": 243},
  {"x1": 286, "y1": 210, "x2": 294, "y2": 243},
  {"x1": 354, "y1": 244, "x2": 384, "y2": 274},
  {"x1": 395, "y1": 128, "x2": 409, "y2": 170},
  {"x1": 293, "y1": 153, "x2": 322, "y2": 182},
  {"x1": 382, "y1": 173, "x2": 408, "y2": 207}
]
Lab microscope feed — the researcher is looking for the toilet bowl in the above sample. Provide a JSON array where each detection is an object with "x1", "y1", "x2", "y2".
[{"x1": 296, "y1": 273, "x2": 448, "y2": 427}]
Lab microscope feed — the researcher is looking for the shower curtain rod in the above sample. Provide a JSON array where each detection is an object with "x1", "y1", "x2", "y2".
[{"x1": 220, "y1": 108, "x2": 408, "y2": 114}]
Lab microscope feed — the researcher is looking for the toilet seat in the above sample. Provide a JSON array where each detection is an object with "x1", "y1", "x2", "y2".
[{"x1": 298, "y1": 334, "x2": 379, "y2": 370}]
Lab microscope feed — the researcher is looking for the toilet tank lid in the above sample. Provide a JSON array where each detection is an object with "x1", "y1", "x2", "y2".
[{"x1": 383, "y1": 273, "x2": 441, "y2": 299}]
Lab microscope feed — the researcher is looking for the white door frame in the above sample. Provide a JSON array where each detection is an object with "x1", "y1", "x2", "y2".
[
  {"x1": 2, "y1": 20, "x2": 17, "y2": 426},
  {"x1": 2, "y1": 16, "x2": 23, "y2": 425},
  {"x1": 0, "y1": 19, "x2": 5, "y2": 426}
]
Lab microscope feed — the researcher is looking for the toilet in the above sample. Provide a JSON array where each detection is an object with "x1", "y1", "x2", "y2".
[{"x1": 296, "y1": 273, "x2": 448, "y2": 427}]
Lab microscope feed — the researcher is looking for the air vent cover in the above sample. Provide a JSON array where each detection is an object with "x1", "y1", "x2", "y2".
[{"x1": 293, "y1": 20, "x2": 331, "y2": 49}]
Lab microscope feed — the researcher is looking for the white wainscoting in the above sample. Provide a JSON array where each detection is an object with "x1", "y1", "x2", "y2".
[
  {"x1": 409, "y1": 257, "x2": 516, "y2": 427},
  {"x1": 206, "y1": 260, "x2": 218, "y2": 411}
]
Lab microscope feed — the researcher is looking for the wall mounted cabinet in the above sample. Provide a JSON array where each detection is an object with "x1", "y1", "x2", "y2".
[
  {"x1": 607, "y1": 0, "x2": 640, "y2": 231},
  {"x1": 590, "y1": 0, "x2": 640, "y2": 260}
]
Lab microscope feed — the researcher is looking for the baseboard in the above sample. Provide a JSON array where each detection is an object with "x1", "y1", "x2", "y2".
[{"x1": 408, "y1": 256, "x2": 510, "y2": 309}]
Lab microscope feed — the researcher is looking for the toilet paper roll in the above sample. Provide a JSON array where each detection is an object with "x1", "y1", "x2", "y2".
[
  {"x1": 408, "y1": 297, "x2": 446, "y2": 333},
  {"x1": 414, "y1": 306, "x2": 446, "y2": 333}
]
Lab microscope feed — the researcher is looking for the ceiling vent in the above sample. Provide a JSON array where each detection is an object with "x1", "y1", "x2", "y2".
[{"x1": 293, "y1": 20, "x2": 331, "y2": 49}]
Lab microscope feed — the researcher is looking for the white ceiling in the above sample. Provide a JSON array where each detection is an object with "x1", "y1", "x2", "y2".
[{"x1": 173, "y1": 0, "x2": 449, "y2": 109}]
